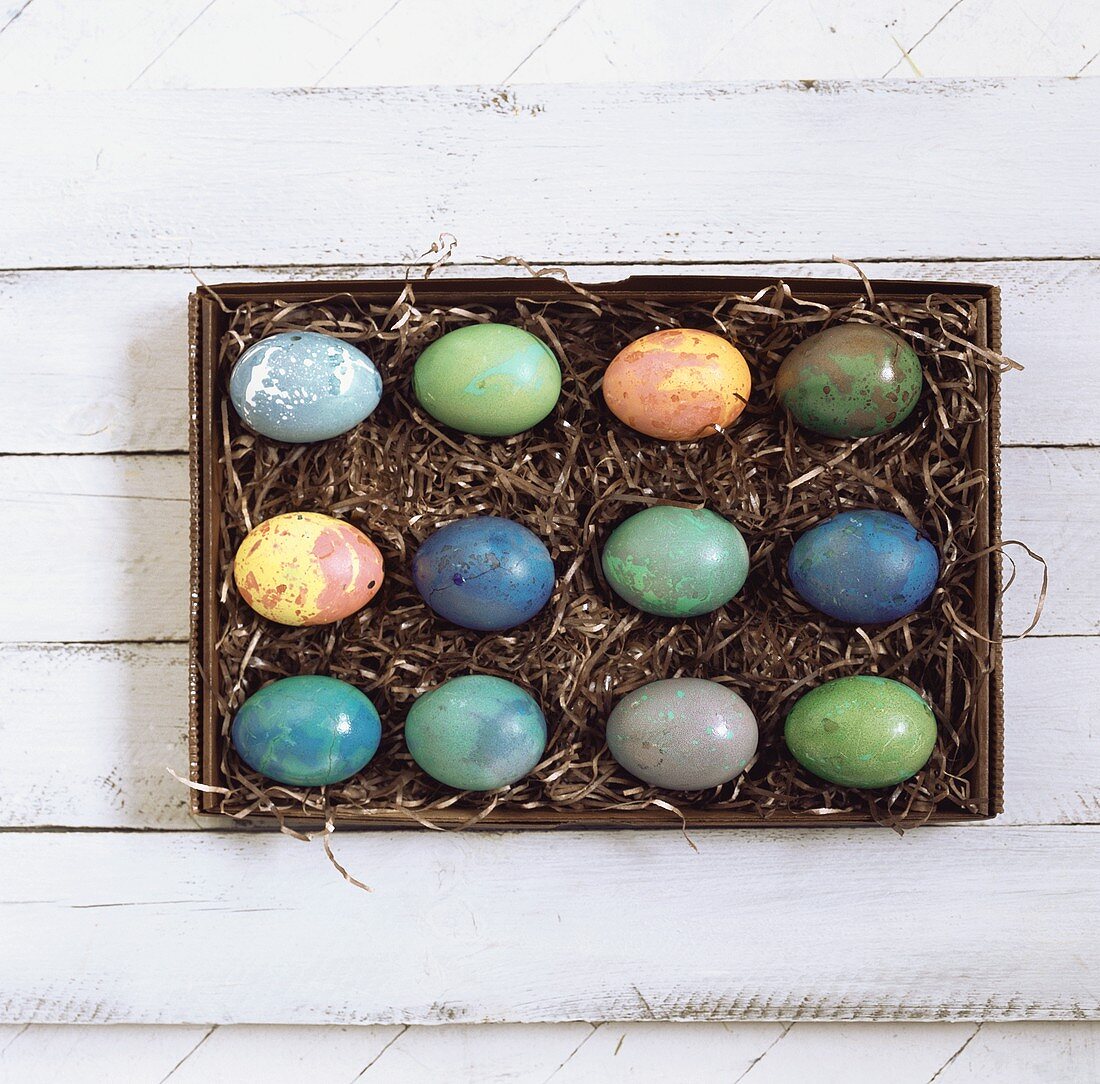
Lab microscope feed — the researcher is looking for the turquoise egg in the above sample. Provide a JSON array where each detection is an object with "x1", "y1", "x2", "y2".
[
  {"x1": 601, "y1": 505, "x2": 750, "y2": 618},
  {"x1": 230, "y1": 675, "x2": 381, "y2": 787},
  {"x1": 413, "y1": 323, "x2": 562, "y2": 436},
  {"x1": 404, "y1": 675, "x2": 547, "y2": 791},
  {"x1": 229, "y1": 331, "x2": 382, "y2": 442}
]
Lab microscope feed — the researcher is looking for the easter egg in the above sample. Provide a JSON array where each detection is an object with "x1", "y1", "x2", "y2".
[
  {"x1": 789, "y1": 509, "x2": 939, "y2": 625},
  {"x1": 233, "y1": 511, "x2": 384, "y2": 626},
  {"x1": 413, "y1": 323, "x2": 562, "y2": 437},
  {"x1": 785, "y1": 675, "x2": 937, "y2": 789},
  {"x1": 606, "y1": 678, "x2": 758, "y2": 791},
  {"x1": 229, "y1": 331, "x2": 382, "y2": 443},
  {"x1": 231, "y1": 675, "x2": 382, "y2": 787},
  {"x1": 412, "y1": 516, "x2": 555, "y2": 631},
  {"x1": 601, "y1": 505, "x2": 749, "y2": 618},
  {"x1": 602, "y1": 328, "x2": 751, "y2": 440},
  {"x1": 405, "y1": 675, "x2": 548, "y2": 791},
  {"x1": 775, "y1": 323, "x2": 922, "y2": 437}
]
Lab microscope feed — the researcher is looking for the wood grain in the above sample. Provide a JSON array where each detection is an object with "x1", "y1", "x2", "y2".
[
  {"x1": 2, "y1": 2, "x2": 1096, "y2": 89},
  {"x1": 1, "y1": 828, "x2": 1096, "y2": 1024},
  {"x1": 1, "y1": 82, "x2": 1097, "y2": 269},
  {"x1": 4, "y1": 1018, "x2": 1092, "y2": 1082},
  {"x1": 3, "y1": 259, "x2": 1097, "y2": 454}
]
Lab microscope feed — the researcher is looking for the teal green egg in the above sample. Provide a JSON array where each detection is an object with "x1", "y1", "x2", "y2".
[
  {"x1": 413, "y1": 323, "x2": 562, "y2": 437},
  {"x1": 404, "y1": 675, "x2": 547, "y2": 791},
  {"x1": 230, "y1": 675, "x2": 382, "y2": 787},
  {"x1": 784, "y1": 675, "x2": 937, "y2": 789},
  {"x1": 601, "y1": 505, "x2": 750, "y2": 618}
]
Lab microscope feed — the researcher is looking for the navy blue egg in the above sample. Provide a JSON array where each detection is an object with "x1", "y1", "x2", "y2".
[
  {"x1": 412, "y1": 516, "x2": 555, "y2": 631},
  {"x1": 228, "y1": 331, "x2": 382, "y2": 443},
  {"x1": 789, "y1": 509, "x2": 939, "y2": 625}
]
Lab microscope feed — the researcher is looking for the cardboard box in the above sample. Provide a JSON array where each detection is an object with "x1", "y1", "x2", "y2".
[{"x1": 189, "y1": 275, "x2": 1003, "y2": 827}]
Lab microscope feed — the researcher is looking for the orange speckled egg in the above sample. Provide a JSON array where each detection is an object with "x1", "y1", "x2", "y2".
[
  {"x1": 602, "y1": 329, "x2": 751, "y2": 441},
  {"x1": 233, "y1": 512, "x2": 384, "y2": 626}
]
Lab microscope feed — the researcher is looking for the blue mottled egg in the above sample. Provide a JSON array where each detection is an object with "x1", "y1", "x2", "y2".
[
  {"x1": 230, "y1": 675, "x2": 382, "y2": 787},
  {"x1": 405, "y1": 675, "x2": 547, "y2": 791},
  {"x1": 229, "y1": 331, "x2": 382, "y2": 443},
  {"x1": 789, "y1": 509, "x2": 939, "y2": 625},
  {"x1": 412, "y1": 516, "x2": 555, "y2": 632}
]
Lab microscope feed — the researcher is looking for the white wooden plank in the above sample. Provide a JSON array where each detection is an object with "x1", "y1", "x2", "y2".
[
  {"x1": 886, "y1": 1, "x2": 1100, "y2": 78},
  {"x1": 0, "y1": 1022, "x2": 210, "y2": 1084},
  {"x1": 0, "y1": 446, "x2": 1077, "y2": 642},
  {"x1": 129, "y1": 0, "x2": 405, "y2": 90},
  {"x1": 554, "y1": 1020, "x2": 788, "y2": 1082},
  {"x1": 4, "y1": 1, "x2": 1097, "y2": 88},
  {"x1": 0, "y1": 455, "x2": 188, "y2": 642},
  {"x1": 1, "y1": 82, "x2": 1097, "y2": 269},
  {"x1": 511, "y1": 0, "x2": 942, "y2": 82},
  {"x1": 1000, "y1": 638, "x2": 1100, "y2": 825},
  {"x1": 186, "y1": 0, "x2": 581, "y2": 90},
  {"x1": 0, "y1": 0, "x2": 215, "y2": 90},
  {"x1": 1, "y1": 636, "x2": 1094, "y2": 831},
  {"x1": 2, "y1": 1020, "x2": 1097, "y2": 1081},
  {"x1": 357, "y1": 1022, "x2": 597, "y2": 1084},
  {"x1": 730, "y1": 1021, "x2": 976, "y2": 1083},
  {"x1": 0, "y1": 828, "x2": 1097, "y2": 1023},
  {"x1": 3, "y1": 259, "x2": 1096, "y2": 455},
  {"x1": 157, "y1": 1023, "x2": 406, "y2": 1083},
  {"x1": 0, "y1": 644, "x2": 193, "y2": 829},
  {"x1": 935, "y1": 1021, "x2": 1100, "y2": 1083}
]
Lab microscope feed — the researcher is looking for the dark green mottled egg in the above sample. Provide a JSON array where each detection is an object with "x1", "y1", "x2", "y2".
[{"x1": 775, "y1": 323, "x2": 922, "y2": 437}]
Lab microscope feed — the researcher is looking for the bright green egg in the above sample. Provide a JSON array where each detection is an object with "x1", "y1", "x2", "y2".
[
  {"x1": 413, "y1": 323, "x2": 562, "y2": 437},
  {"x1": 784, "y1": 675, "x2": 937, "y2": 789}
]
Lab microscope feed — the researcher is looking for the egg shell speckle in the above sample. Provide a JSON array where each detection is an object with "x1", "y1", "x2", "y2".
[
  {"x1": 601, "y1": 505, "x2": 749, "y2": 618},
  {"x1": 602, "y1": 328, "x2": 751, "y2": 440},
  {"x1": 231, "y1": 675, "x2": 382, "y2": 788},
  {"x1": 775, "y1": 322, "x2": 922, "y2": 437},
  {"x1": 413, "y1": 323, "x2": 562, "y2": 437},
  {"x1": 789, "y1": 509, "x2": 939, "y2": 625},
  {"x1": 412, "y1": 516, "x2": 555, "y2": 632},
  {"x1": 233, "y1": 511, "x2": 384, "y2": 626},
  {"x1": 784, "y1": 675, "x2": 937, "y2": 789},
  {"x1": 606, "y1": 678, "x2": 758, "y2": 791},
  {"x1": 228, "y1": 331, "x2": 382, "y2": 443},
  {"x1": 404, "y1": 675, "x2": 548, "y2": 791}
]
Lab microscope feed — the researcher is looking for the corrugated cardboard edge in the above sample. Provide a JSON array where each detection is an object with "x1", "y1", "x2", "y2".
[
  {"x1": 187, "y1": 291, "x2": 203, "y2": 817},
  {"x1": 987, "y1": 285, "x2": 1006, "y2": 817},
  {"x1": 186, "y1": 275, "x2": 1006, "y2": 828}
]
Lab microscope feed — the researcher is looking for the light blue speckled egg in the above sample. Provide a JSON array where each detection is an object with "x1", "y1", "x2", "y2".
[{"x1": 229, "y1": 331, "x2": 382, "y2": 443}]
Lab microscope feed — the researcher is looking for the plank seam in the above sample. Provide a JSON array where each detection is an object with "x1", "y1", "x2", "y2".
[{"x1": 3, "y1": 256, "x2": 1099, "y2": 272}]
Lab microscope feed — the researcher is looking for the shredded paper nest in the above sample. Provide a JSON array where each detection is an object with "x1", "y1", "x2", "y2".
[{"x1": 206, "y1": 266, "x2": 1014, "y2": 830}]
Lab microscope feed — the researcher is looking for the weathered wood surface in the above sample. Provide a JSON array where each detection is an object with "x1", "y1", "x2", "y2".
[
  {"x1": 1, "y1": 0, "x2": 1096, "y2": 89},
  {"x1": 1, "y1": 1019, "x2": 1094, "y2": 1083},
  {"x1": 0, "y1": 828, "x2": 1097, "y2": 1024},
  {"x1": 0, "y1": 67, "x2": 1097, "y2": 1046},
  {"x1": 2, "y1": 259, "x2": 1098, "y2": 454},
  {"x1": 1, "y1": 82, "x2": 1098, "y2": 269}
]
